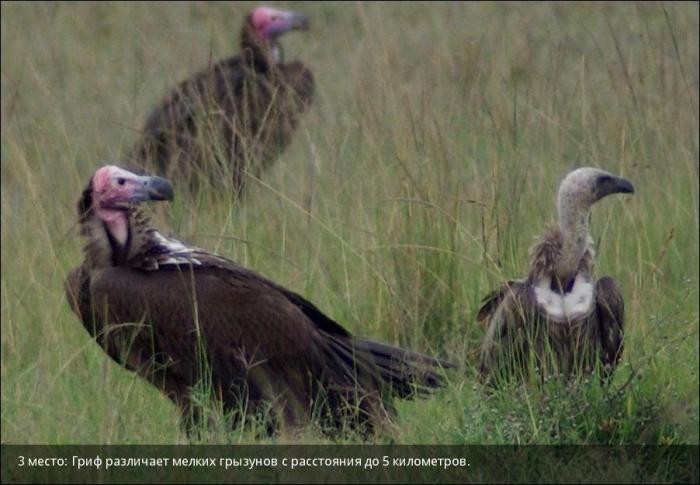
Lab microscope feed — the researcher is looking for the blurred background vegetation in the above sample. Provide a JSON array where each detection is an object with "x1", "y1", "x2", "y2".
[{"x1": 1, "y1": 1, "x2": 698, "y2": 445}]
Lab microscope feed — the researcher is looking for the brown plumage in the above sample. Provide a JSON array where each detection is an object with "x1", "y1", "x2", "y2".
[
  {"x1": 65, "y1": 166, "x2": 451, "y2": 435},
  {"x1": 478, "y1": 168, "x2": 633, "y2": 383},
  {"x1": 128, "y1": 6, "x2": 315, "y2": 194}
]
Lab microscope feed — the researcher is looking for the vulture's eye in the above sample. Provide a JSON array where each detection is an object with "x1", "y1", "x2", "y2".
[{"x1": 117, "y1": 178, "x2": 126, "y2": 186}]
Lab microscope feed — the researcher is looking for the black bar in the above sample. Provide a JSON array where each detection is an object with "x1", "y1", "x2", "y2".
[{"x1": 1, "y1": 445, "x2": 698, "y2": 484}]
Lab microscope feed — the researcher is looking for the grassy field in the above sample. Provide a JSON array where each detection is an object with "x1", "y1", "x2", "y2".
[{"x1": 1, "y1": 1, "x2": 698, "y2": 446}]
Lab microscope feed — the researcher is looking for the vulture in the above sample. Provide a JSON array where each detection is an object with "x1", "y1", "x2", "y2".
[
  {"x1": 478, "y1": 167, "x2": 634, "y2": 383},
  {"x1": 65, "y1": 165, "x2": 451, "y2": 436},
  {"x1": 128, "y1": 6, "x2": 315, "y2": 194}
]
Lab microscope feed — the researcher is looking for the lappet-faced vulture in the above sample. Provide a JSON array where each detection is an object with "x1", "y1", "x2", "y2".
[
  {"x1": 478, "y1": 168, "x2": 634, "y2": 383},
  {"x1": 65, "y1": 165, "x2": 451, "y2": 435},
  {"x1": 128, "y1": 6, "x2": 315, "y2": 194}
]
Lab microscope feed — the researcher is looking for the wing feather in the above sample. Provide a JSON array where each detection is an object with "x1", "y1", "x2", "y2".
[
  {"x1": 67, "y1": 259, "x2": 450, "y2": 425},
  {"x1": 478, "y1": 281, "x2": 537, "y2": 380},
  {"x1": 595, "y1": 276, "x2": 625, "y2": 373}
]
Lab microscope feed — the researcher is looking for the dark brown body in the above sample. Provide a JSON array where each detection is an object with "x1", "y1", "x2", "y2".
[
  {"x1": 66, "y1": 166, "x2": 449, "y2": 437},
  {"x1": 66, "y1": 255, "x2": 446, "y2": 433},
  {"x1": 129, "y1": 34, "x2": 314, "y2": 193}
]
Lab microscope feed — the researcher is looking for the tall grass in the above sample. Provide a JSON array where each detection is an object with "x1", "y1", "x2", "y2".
[{"x1": 1, "y1": 1, "x2": 698, "y2": 444}]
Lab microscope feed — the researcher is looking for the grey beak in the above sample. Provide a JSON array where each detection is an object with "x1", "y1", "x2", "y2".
[
  {"x1": 288, "y1": 11, "x2": 310, "y2": 31},
  {"x1": 595, "y1": 174, "x2": 635, "y2": 200},
  {"x1": 285, "y1": 11, "x2": 309, "y2": 31},
  {"x1": 614, "y1": 177, "x2": 635, "y2": 195},
  {"x1": 135, "y1": 175, "x2": 174, "y2": 202}
]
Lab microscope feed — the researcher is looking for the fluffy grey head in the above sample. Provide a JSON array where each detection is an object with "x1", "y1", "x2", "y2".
[{"x1": 557, "y1": 167, "x2": 634, "y2": 216}]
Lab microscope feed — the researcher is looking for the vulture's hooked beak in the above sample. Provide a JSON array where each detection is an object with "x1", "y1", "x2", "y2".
[
  {"x1": 288, "y1": 11, "x2": 310, "y2": 31},
  {"x1": 595, "y1": 174, "x2": 635, "y2": 200},
  {"x1": 272, "y1": 10, "x2": 310, "y2": 37},
  {"x1": 614, "y1": 177, "x2": 635, "y2": 195},
  {"x1": 132, "y1": 174, "x2": 174, "y2": 203}
]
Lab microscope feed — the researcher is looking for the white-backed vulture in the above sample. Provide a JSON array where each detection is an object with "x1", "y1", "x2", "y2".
[
  {"x1": 478, "y1": 167, "x2": 634, "y2": 383},
  {"x1": 128, "y1": 6, "x2": 315, "y2": 194},
  {"x1": 65, "y1": 165, "x2": 451, "y2": 435}
]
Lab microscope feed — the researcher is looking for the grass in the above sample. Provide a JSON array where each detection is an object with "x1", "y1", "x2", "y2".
[{"x1": 1, "y1": 1, "x2": 698, "y2": 446}]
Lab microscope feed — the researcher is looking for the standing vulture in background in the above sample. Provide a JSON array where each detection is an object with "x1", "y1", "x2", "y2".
[
  {"x1": 128, "y1": 6, "x2": 315, "y2": 194},
  {"x1": 478, "y1": 168, "x2": 634, "y2": 383},
  {"x1": 65, "y1": 165, "x2": 450, "y2": 436}
]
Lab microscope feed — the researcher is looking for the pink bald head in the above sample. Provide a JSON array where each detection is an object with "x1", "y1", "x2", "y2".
[
  {"x1": 248, "y1": 6, "x2": 309, "y2": 40},
  {"x1": 92, "y1": 165, "x2": 135, "y2": 209},
  {"x1": 91, "y1": 165, "x2": 173, "y2": 214},
  {"x1": 88, "y1": 165, "x2": 173, "y2": 246}
]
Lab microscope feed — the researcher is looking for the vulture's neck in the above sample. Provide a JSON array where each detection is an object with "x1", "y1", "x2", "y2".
[
  {"x1": 527, "y1": 199, "x2": 597, "y2": 321},
  {"x1": 240, "y1": 26, "x2": 280, "y2": 71},
  {"x1": 82, "y1": 208, "x2": 209, "y2": 271},
  {"x1": 555, "y1": 198, "x2": 593, "y2": 284},
  {"x1": 81, "y1": 208, "x2": 154, "y2": 270}
]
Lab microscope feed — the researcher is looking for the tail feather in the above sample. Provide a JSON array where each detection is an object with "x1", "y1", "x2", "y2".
[
  {"x1": 354, "y1": 338, "x2": 454, "y2": 370},
  {"x1": 324, "y1": 333, "x2": 453, "y2": 400}
]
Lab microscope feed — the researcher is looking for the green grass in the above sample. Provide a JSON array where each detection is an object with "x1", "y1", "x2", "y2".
[{"x1": 1, "y1": 1, "x2": 698, "y2": 445}]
